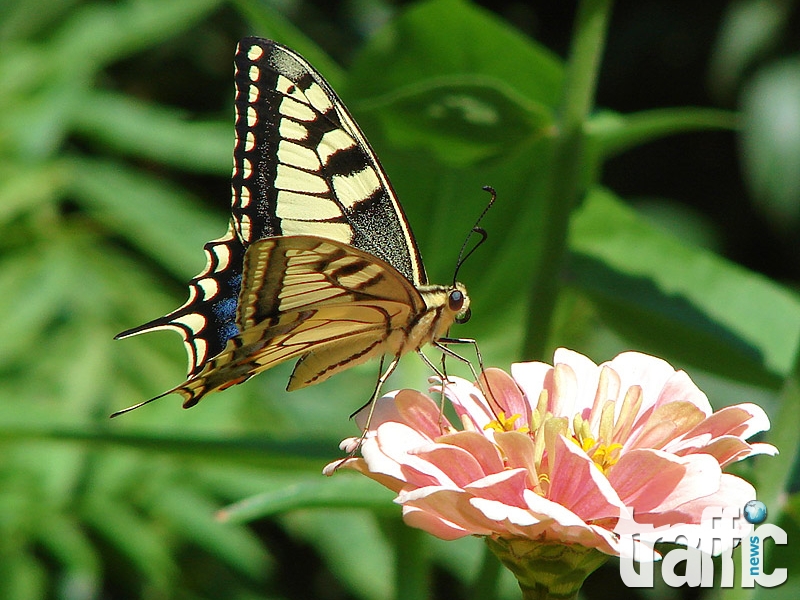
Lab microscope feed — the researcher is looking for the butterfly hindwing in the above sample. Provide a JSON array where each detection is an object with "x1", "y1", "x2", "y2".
[
  {"x1": 170, "y1": 236, "x2": 425, "y2": 407},
  {"x1": 115, "y1": 222, "x2": 245, "y2": 379}
]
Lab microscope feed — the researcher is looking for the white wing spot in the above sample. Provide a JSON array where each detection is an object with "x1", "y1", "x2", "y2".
[
  {"x1": 281, "y1": 220, "x2": 352, "y2": 242},
  {"x1": 275, "y1": 164, "x2": 329, "y2": 194},
  {"x1": 280, "y1": 97, "x2": 315, "y2": 121},
  {"x1": 178, "y1": 312, "x2": 208, "y2": 335},
  {"x1": 276, "y1": 190, "x2": 344, "y2": 220},
  {"x1": 331, "y1": 167, "x2": 381, "y2": 208},
  {"x1": 247, "y1": 45, "x2": 264, "y2": 61},
  {"x1": 249, "y1": 65, "x2": 260, "y2": 82},
  {"x1": 242, "y1": 158, "x2": 253, "y2": 179},
  {"x1": 238, "y1": 214, "x2": 252, "y2": 242},
  {"x1": 278, "y1": 140, "x2": 321, "y2": 171},
  {"x1": 276, "y1": 74, "x2": 304, "y2": 100},
  {"x1": 318, "y1": 129, "x2": 357, "y2": 165},
  {"x1": 213, "y1": 242, "x2": 232, "y2": 269},
  {"x1": 239, "y1": 185, "x2": 252, "y2": 208},
  {"x1": 247, "y1": 106, "x2": 257, "y2": 127},
  {"x1": 197, "y1": 277, "x2": 220, "y2": 300},
  {"x1": 248, "y1": 84, "x2": 260, "y2": 103},
  {"x1": 245, "y1": 131, "x2": 256, "y2": 151},
  {"x1": 280, "y1": 119, "x2": 308, "y2": 142},
  {"x1": 305, "y1": 83, "x2": 334, "y2": 113}
]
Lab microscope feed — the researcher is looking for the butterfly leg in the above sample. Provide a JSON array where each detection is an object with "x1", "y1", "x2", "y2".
[
  {"x1": 415, "y1": 349, "x2": 452, "y2": 432},
  {"x1": 433, "y1": 337, "x2": 484, "y2": 383},
  {"x1": 434, "y1": 337, "x2": 501, "y2": 413},
  {"x1": 330, "y1": 354, "x2": 402, "y2": 472}
]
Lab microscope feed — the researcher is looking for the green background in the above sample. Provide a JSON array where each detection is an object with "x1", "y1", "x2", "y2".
[{"x1": 0, "y1": 0, "x2": 797, "y2": 598}]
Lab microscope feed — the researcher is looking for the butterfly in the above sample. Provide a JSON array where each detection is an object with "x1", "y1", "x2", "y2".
[{"x1": 113, "y1": 37, "x2": 476, "y2": 416}]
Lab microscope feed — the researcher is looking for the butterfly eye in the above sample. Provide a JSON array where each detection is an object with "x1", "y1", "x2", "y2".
[
  {"x1": 448, "y1": 289, "x2": 464, "y2": 312},
  {"x1": 455, "y1": 306, "x2": 471, "y2": 325}
]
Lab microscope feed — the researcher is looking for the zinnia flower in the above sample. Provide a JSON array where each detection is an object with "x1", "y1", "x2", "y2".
[{"x1": 325, "y1": 349, "x2": 776, "y2": 598}]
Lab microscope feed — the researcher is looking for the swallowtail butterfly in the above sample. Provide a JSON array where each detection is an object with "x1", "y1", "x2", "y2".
[{"x1": 114, "y1": 38, "x2": 473, "y2": 415}]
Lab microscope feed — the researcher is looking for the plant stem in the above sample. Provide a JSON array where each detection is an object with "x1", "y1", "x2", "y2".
[{"x1": 522, "y1": 0, "x2": 614, "y2": 359}]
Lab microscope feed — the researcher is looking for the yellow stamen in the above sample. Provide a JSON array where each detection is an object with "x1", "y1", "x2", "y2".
[
  {"x1": 589, "y1": 442, "x2": 623, "y2": 474},
  {"x1": 484, "y1": 411, "x2": 529, "y2": 433}
]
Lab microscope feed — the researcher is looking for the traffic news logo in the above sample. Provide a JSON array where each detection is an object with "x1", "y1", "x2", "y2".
[{"x1": 615, "y1": 501, "x2": 787, "y2": 588}]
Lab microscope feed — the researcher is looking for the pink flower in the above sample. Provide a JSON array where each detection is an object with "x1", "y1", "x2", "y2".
[{"x1": 326, "y1": 349, "x2": 776, "y2": 559}]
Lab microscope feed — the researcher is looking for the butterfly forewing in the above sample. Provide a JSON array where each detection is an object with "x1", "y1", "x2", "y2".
[{"x1": 232, "y1": 38, "x2": 426, "y2": 285}]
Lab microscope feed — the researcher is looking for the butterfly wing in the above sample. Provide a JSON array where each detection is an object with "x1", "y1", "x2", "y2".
[
  {"x1": 115, "y1": 222, "x2": 245, "y2": 378},
  {"x1": 232, "y1": 38, "x2": 427, "y2": 285},
  {"x1": 170, "y1": 235, "x2": 426, "y2": 407}
]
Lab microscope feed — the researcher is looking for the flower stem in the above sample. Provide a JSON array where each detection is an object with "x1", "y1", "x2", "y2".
[{"x1": 522, "y1": 0, "x2": 614, "y2": 360}]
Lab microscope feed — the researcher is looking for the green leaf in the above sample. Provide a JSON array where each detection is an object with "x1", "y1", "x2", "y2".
[
  {"x1": 708, "y1": 0, "x2": 792, "y2": 99},
  {"x1": 82, "y1": 496, "x2": 176, "y2": 589},
  {"x1": 73, "y1": 91, "x2": 231, "y2": 174},
  {"x1": 352, "y1": 0, "x2": 562, "y2": 108},
  {"x1": 588, "y1": 107, "x2": 739, "y2": 160},
  {"x1": 218, "y1": 474, "x2": 396, "y2": 523},
  {"x1": 348, "y1": 0, "x2": 561, "y2": 167},
  {"x1": 568, "y1": 188, "x2": 800, "y2": 386},
  {"x1": 362, "y1": 77, "x2": 551, "y2": 167}
]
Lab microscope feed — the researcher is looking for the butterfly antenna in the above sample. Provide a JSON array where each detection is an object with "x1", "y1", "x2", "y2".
[{"x1": 452, "y1": 186, "x2": 497, "y2": 285}]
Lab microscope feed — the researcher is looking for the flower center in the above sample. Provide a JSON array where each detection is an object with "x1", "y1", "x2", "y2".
[
  {"x1": 579, "y1": 436, "x2": 623, "y2": 474},
  {"x1": 484, "y1": 411, "x2": 530, "y2": 434}
]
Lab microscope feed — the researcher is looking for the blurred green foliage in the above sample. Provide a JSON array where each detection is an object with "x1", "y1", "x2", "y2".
[{"x1": 0, "y1": 0, "x2": 797, "y2": 599}]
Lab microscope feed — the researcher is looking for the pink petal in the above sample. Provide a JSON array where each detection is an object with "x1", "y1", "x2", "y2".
[
  {"x1": 470, "y1": 497, "x2": 540, "y2": 527},
  {"x1": 353, "y1": 391, "x2": 403, "y2": 431},
  {"x1": 553, "y1": 347, "x2": 604, "y2": 415},
  {"x1": 412, "y1": 443, "x2": 486, "y2": 488},
  {"x1": 510, "y1": 361, "x2": 553, "y2": 405},
  {"x1": 549, "y1": 363, "x2": 578, "y2": 417},
  {"x1": 605, "y1": 352, "x2": 677, "y2": 413},
  {"x1": 479, "y1": 368, "x2": 530, "y2": 428},
  {"x1": 626, "y1": 401, "x2": 707, "y2": 451},
  {"x1": 612, "y1": 450, "x2": 721, "y2": 515},
  {"x1": 656, "y1": 370, "x2": 712, "y2": 415},
  {"x1": 608, "y1": 448, "x2": 691, "y2": 511},
  {"x1": 395, "y1": 389, "x2": 451, "y2": 439},
  {"x1": 680, "y1": 403, "x2": 770, "y2": 441},
  {"x1": 327, "y1": 457, "x2": 407, "y2": 493},
  {"x1": 399, "y1": 487, "x2": 500, "y2": 535},
  {"x1": 402, "y1": 505, "x2": 471, "y2": 540},
  {"x1": 437, "y1": 430, "x2": 505, "y2": 474},
  {"x1": 547, "y1": 435, "x2": 625, "y2": 520},
  {"x1": 464, "y1": 468, "x2": 530, "y2": 507},
  {"x1": 670, "y1": 472, "x2": 755, "y2": 517},
  {"x1": 493, "y1": 431, "x2": 539, "y2": 482},
  {"x1": 441, "y1": 376, "x2": 494, "y2": 430},
  {"x1": 362, "y1": 422, "x2": 451, "y2": 487}
]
